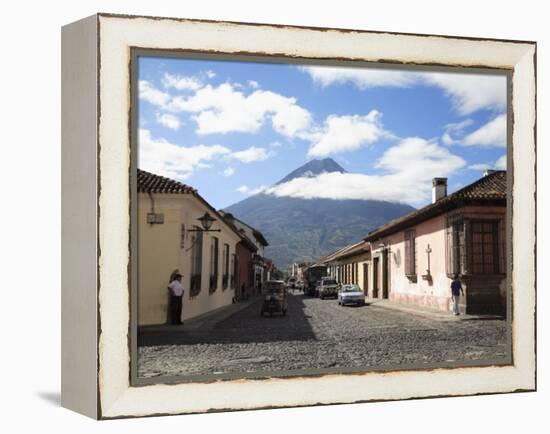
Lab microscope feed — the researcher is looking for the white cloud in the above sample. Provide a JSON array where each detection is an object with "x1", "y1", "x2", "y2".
[
  {"x1": 269, "y1": 141, "x2": 282, "y2": 148},
  {"x1": 467, "y1": 154, "x2": 507, "y2": 172},
  {"x1": 462, "y1": 114, "x2": 506, "y2": 147},
  {"x1": 299, "y1": 66, "x2": 417, "y2": 89},
  {"x1": 495, "y1": 154, "x2": 507, "y2": 170},
  {"x1": 205, "y1": 70, "x2": 216, "y2": 79},
  {"x1": 306, "y1": 111, "x2": 388, "y2": 157},
  {"x1": 442, "y1": 118, "x2": 474, "y2": 145},
  {"x1": 162, "y1": 73, "x2": 203, "y2": 91},
  {"x1": 248, "y1": 80, "x2": 259, "y2": 89},
  {"x1": 223, "y1": 167, "x2": 235, "y2": 177},
  {"x1": 228, "y1": 146, "x2": 274, "y2": 163},
  {"x1": 265, "y1": 137, "x2": 465, "y2": 205},
  {"x1": 441, "y1": 132, "x2": 457, "y2": 146},
  {"x1": 155, "y1": 113, "x2": 181, "y2": 130},
  {"x1": 272, "y1": 104, "x2": 312, "y2": 137},
  {"x1": 139, "y1": 80, "x2": 171, "y2": 107},
  {"x1": 300, "y1": 66, "x2": 507, "y2": 115},
  {"x1": 138, "y1": 129, "x2": 230, "y2": 180},
  {"x1": 445, "y1": 119, "x2": 474, "y2": 132},
  {"x1": 422, "y1": 72, "x2": 506, "y2": 115},
  {"x1": 237, "y1": 185, "x2": 267, "y2": 195},
  {"x1": 165, "y1": 83, "x2": 312, "y2": 136},
  {"x1": 376, "y1": 137, "x2": 465, "y2": 178}
]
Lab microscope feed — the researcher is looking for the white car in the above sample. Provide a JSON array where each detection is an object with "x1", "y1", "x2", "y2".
[
  {"x1": 338, "y1": 284, "x2": 365, "y2": 306},
  {"x1": 318, "y1": 278, "x2": 339, "y2": 299}
]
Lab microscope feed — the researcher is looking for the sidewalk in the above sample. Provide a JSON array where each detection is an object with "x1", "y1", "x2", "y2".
[
  {"x1": 139, "y1": 296, "x2": 261, "y2": 335},
  {"x1": 364, "y1": 298, "x2": 504, "y2": 321}
]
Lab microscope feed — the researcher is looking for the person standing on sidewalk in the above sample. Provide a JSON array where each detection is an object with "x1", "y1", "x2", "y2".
[
  {"x1": 168, "y1": 272, "x2": 184, "y2": 325},
  {"x1": 451, "y1": 274, "x2": 464, "y2": 316}
]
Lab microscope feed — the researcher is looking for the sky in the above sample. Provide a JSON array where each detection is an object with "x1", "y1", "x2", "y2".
[{"x1": 138, "y1": 56, "x2": 507, "y2": 209}]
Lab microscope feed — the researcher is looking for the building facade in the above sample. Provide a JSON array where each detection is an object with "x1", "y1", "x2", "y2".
[
  {"x1": 138, "y1": 170, "x2": 250, "y2": 325},
  {"x1": 322, "y1": 242, "x2": 371, "y2": 294},
  {"x1": 219, "y1": 212, "x2": 269, "y2": 295},
  {"x1": 364, "y1": 171, "x2": 507, "y2": 315}
]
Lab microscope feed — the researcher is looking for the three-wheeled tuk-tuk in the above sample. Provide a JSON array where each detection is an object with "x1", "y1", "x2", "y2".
[{"x1": 260, "y1": 280, "x2": 288, "y2": 317}]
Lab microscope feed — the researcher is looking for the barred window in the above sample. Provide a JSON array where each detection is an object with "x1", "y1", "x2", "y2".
[
  {"x1": 209, "y1": 237, "x2": 219, "y2": 292},
  {"x1": 190, "y1": 228, "x2": 203, "y2": 296},
  {"x1": 222, "y1": 243, "x2": 230, "y2": 289},
  {"x1": 230, "y1": 253, "x2": 236, "y2": 288},
  {"x1": 471, "y1": 221, "x2": 499, "y2": 274},
  {"x1": 404, "y1": 230, "x2": 416, "y2": 277},
  {"x1": 446, "y1": 218, "x2": 465, "y2": 276}
]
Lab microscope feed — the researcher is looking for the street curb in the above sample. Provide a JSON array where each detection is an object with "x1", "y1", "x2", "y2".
[
  {"x1": 365, "y1": 299, "x2": 504, "y2": 322},
  {"x1": 139, "y1": 296, "x2": 261, "y2": 334}
]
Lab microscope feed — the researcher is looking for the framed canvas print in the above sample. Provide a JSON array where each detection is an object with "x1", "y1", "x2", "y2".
[{"x1": 61, "y1": 13, "x2": 536, "y2": 419}]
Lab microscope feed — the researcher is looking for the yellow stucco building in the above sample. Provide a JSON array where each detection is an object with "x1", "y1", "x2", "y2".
[
  {"x1": 324, "y1": 242, "x2": 371, "y2": 295},
  {"x1": 137, "y1": 169, "x2": 245, "y2": 325}
]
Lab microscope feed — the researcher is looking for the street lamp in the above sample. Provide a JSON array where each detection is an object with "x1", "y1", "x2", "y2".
[
  {"x1": 197, "y1": 212, "x2": 216, "y2": 230},
  {"x1": 188, "y1": 212, "x2": 221, "y2": 232}
]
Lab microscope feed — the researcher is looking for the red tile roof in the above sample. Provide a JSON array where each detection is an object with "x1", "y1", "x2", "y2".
[
  {"x1": 137, "y1": 169, "x2": 197, "y2": 194},
  {"x1": 138, "y1": 169, "x2": 255, "y2": 245},
  {"x1": 365, "y1": 171, "x2": 507, "y2": 241},
  {"x1": 315, "y1": 240, "x2": 370, "y2": 265}
]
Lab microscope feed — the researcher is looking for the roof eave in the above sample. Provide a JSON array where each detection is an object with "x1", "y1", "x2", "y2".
[{"x1": 364, "y1": 197, "x2": 506, "y2": 241}]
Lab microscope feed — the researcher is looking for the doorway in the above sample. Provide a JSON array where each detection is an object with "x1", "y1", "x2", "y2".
[
  {"x1": 363, "y1": 263, "x2": 369, "y2": 297},
  {"x1": 373, "y1": 257, "x2": 379, "y2": 298}
]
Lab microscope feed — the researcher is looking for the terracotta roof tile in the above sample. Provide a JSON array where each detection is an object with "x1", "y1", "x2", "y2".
[
  {"x1": 365, "y1": 171, "x2": 507, "y2": 240},
  {"x1": 137, "y1": 169, "x2": 196, "y2": 194}
]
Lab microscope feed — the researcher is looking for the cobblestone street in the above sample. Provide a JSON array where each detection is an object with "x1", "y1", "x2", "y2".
[{"x1": 138, "y1": 293, "x2": 508, "y2": 379}]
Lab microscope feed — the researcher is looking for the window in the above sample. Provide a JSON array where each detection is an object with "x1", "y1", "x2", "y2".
[
  {"x1": 471, "y1": 221, "x2": 499, "y2": 274},
  {"x1": 446, "y1": 217, "x2": 465, "y2": 276},
  {"x1": 209, "y1": 237, "x2": 219, "y2": 292},
  {"x1": 446, "y1": 216, "x2": 503, "y2": 276},
  {"x1": 230, "y1": 253, "x2": 236, "y2": 288},
  {"x1": 404, "y1": 229, "x2": 417, "y2": 278},
  {"x1": 222, "y1": 243, "x2": 230, "y2": 289},
  {"x1": 190, "y1": 228, "x2": 203, "y2": 296}
]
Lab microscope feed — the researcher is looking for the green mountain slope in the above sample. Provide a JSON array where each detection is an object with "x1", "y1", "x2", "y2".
[{"x1": 224, "y1": 193, "x2": 415, "y2": 270}]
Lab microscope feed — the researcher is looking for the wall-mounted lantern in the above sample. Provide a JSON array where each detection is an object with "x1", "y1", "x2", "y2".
[{"x1": 187, "y1": 212, "x2": 221, "y2": 233}]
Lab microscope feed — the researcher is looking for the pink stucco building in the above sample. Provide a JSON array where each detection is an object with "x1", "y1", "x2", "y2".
[{"x1": 364, "y1": 171, "x2": 507, "y2": 316}]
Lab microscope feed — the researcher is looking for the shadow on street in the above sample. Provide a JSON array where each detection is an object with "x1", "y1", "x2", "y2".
[{"x1": 138, "y1": 293, "x2": 317, "y2": 346}]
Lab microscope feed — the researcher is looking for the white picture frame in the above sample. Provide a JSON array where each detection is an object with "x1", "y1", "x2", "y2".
[{"x1": 61, "y1": 13, "x2": 536, "y2": 419}]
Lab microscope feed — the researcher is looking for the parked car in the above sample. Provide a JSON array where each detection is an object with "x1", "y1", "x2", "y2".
[
  {"x1": 318, "y1": 278, "x2": 339, "y2": 299},
  {"x1": 260, "y1": 280, "x2": 288, "y2": 316},
  {"x1": 338, "y1": 284, "x2": 365, "y2": 306}
]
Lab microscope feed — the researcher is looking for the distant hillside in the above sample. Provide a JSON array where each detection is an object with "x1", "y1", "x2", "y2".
[
  {"x1": 224, "y1": 158, "x2": 415, "y2": 270},
  {"x1": 225, "y1": 194, "x2": 414, "y2": 269}
]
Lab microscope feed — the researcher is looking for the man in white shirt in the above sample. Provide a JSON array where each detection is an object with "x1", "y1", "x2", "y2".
[{"x1": 167, "y1": 273, "x2": 184, "y2": 325}]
